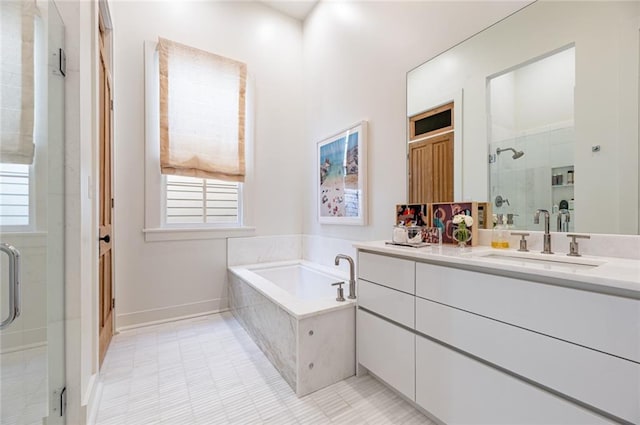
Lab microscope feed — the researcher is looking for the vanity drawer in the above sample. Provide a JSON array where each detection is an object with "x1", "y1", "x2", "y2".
[
  {"x1": 358, "y1": 279, "x2": 414, "y2": 328},
  {"x1": 415, "y1": 335, "x2": 613, "y2": 425},
  {"x1": 415, "y1": 262, "x2": 640, "y2": 363},
  {"x1": 416, "y1": 297, "x2": 639, "y2": 423},
  {"x1": 357, "y1": 309, "x2": 415, "y2": 401},
  {"x1": 358, "y1": 252, "x2": 415, "y2": 294}
]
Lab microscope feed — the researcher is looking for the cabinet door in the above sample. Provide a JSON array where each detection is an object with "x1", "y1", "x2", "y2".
[
  {"x1": 357, "y1": 310, "x2": 415, "y2": 400},
  {"x1": 416, "y1": 335, "x2": 612, "y2": 425},
  {"x1": 358, "y1": 280, "x2": 414, "y2": 328},
  {"x1": 358, "y1": 252, "x2": 415, "y2": 294}
]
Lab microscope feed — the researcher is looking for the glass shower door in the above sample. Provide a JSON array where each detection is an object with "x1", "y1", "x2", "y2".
[{"x1": 0, "y1": 1, "x2": 66, "y2": 424}]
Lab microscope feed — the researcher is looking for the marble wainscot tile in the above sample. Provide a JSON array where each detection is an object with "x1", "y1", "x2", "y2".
[
  {"x1": 302, "y1": 234, "x2": 357, "y2": 272},
  {"x1": 479, "y1": 229, "x2": 640, "y2": 260},
  {"x1": 227, "y1": 235, "x2": 302, "y2": 267}
]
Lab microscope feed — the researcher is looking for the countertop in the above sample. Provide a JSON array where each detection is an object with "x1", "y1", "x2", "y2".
[{"x1": 353, "y1": 241, "x2": 640, "y2": 299}]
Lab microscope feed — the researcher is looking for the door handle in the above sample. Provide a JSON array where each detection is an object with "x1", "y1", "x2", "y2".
[
  {"x1": 99, "y1": 234, "x2": 110, "y2": 243},
  {"x1": 0, "y1": 243, "x2": 21, "y2": 330}
]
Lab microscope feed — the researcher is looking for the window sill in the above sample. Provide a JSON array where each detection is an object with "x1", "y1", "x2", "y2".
[{"x1": 143, "y1": 226, "x2": 256, "y2": 242}]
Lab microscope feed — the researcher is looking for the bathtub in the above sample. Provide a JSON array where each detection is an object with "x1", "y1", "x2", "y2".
[{"x1": 228, "y1": 260, "x2": 355, "y2": 396}]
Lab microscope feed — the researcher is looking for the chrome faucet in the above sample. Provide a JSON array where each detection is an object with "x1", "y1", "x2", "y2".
[
  {"x1": 334, "y1": 254, "x2": 356, "y2": 299},
  {"x1": 533, "y1": 209, "x2": 553, "y2": 254},
  {"x1": 557, "y1": 209, "x2": 570, "y2": 232}
]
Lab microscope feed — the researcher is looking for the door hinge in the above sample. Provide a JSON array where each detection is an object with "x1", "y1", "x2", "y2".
[
  {"x1": 53, "y1": 387, "x2": 66, "y2": 417},
  {"x1": 58, "y1": 48, "x2": 66, "y2": 77},
  {"x1": 112, "y1": 298, "x2": 115, "y2": 309},
  {"x1": 110, "y1": 99, "x2": 113, "y2": 110},
  {"x1": 111, "y1": 198, "x2": 114, "y2": 208}
]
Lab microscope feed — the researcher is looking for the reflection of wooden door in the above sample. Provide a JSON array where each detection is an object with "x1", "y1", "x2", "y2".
[
  {"x1": 409, "y1": 132, "x2": 453, "y2": 203},
  {"x1": 98, "y1": 19, "x2": 114, "y2": 367}
]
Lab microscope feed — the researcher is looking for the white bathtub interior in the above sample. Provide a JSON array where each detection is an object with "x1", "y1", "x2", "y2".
[{"x1": 252, "y1": 264, "x2": 342, "y2": 300}]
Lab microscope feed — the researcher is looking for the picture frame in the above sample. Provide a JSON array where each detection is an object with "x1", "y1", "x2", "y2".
[
  {"x1": 317, "y1": 121, "x2": 367, "y2": 225},
  {"x1": 430, "y1": 201, "x2": 491, "y2": 246},
  {"x1": 396, "y1": 204, "x2": 429, "y2": 226},
  {"x1": 431, "y1": 202, "x2": 475, "y2": 245}
]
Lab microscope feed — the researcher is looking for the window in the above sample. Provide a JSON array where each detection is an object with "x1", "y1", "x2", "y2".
[
  {"x1": 0, "y1": 164, "x2": 30, "y2": 227},
  {"x1": 164, "y1": 175, "x2": 239, "y2": 225},
  {"x1": 143, "y1": 39, "x2": 254, "y2": 240},
  {"x1": 0, "y1": 2, "x2": 40, "y2": 231}
]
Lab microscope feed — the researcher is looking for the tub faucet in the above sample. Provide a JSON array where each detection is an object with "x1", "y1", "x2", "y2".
[
  {"x1": 557, "y1": 209, "x2": 570, "y2": 232},
  {"x1": 334, "y1": 254, "x2": 356, "y2": 299},
  {"x1": 534, "y1": 209, "x2": 553, "y2": 254}
]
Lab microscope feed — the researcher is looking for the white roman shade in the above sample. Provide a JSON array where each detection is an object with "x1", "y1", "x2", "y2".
[
  {"x1": 158, "y1": 37, "x2": 247, "y2": 182},
  {"x1": 0, "y1": 0, "x2": 36, "y2": 165}
]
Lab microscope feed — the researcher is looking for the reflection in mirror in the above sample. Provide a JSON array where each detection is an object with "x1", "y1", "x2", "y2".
[
  {"x1": 407, "y1": 2, "x2": 639, "y2": 235},
  {"x1": 489, "y1": 46, "x2": 575, "y2": 232},
  {"x1": 409, "y1": 102, "x2": 454, "y2": 204}
]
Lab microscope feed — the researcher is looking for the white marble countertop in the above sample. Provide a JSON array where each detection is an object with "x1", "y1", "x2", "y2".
[{"x1": 353, "y1": 241, "x2": 640, "y2": 299}]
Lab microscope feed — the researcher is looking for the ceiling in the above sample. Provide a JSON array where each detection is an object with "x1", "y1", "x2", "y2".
[{"x1": 261, "y1": 0, "x2": 319, "y2": 21}]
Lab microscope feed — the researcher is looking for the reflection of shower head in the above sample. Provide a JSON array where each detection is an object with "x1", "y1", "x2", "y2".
[{"x1": 496, "y1": 147, "x2": 525, "y2": 159}]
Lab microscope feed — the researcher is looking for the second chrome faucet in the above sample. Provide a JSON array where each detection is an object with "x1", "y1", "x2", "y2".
[{"x1": 533, "y1": 209, "x2": 553, "y2": 254}]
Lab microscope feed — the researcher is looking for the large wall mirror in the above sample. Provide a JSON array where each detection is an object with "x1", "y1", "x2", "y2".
[{"x1": 407, "y1": 1, "x2": 639, "y2": 235}]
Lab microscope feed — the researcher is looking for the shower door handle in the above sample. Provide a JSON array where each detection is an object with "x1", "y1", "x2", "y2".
[{"x1": 0, "y1": 243, "x2": 21, "y2": 330}]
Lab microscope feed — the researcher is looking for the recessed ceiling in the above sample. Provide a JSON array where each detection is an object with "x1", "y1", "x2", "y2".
[{"x1": 261, "y1": 0, "x2": 319, "y2": 21}]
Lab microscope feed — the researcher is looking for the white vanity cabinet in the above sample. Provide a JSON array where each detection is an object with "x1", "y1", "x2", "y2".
[{"x1": 356, "y1": 249, "x2": 638, "y2": 424}]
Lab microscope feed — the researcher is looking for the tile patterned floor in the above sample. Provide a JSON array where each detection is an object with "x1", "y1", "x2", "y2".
[
  {"x1": 96, "y1": 312, "x2": 432, "y2": 424},
  {"x1": 0, "y1": 346, "x2": 48, "y2": 425}
]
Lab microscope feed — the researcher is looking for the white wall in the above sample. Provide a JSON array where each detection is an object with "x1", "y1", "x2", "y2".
[
  {"x1": 111, "y1": 1, "x2": 304, "y2": 328},
  {"x1": 301, "y1": 1, "x2": 530, "y2": 240}
]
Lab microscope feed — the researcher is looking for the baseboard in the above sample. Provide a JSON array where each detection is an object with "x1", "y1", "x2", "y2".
[{"x1": 116, "y1": 298, "x2": 228, "y2": 331}]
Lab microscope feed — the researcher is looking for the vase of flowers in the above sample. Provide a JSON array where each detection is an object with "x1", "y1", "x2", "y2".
[{"x1": 452, "y1": 214, "x2": 473, "y2": 247}]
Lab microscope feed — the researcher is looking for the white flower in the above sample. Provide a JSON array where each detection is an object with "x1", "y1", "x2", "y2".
[{"x1": 453, "y1": 214, "x2": 473, "y2": 227}]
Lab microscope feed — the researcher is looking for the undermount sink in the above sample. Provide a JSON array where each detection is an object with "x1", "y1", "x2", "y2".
[{"x1": 466, "y1": 250, "x2": 606, "y2": 271}]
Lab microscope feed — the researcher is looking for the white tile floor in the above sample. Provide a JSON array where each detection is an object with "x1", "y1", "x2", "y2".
[
  {"x1": 0, "y1": 346, "x2": 48, "y2": 425},
  {"x1": 96, "y1": 312, "x2": 433, "y2": 425}
]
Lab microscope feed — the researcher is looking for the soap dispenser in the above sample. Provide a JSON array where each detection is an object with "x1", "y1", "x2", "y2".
[{"x1": 491, "y1": 214, "x2": 509, "y2": 249}]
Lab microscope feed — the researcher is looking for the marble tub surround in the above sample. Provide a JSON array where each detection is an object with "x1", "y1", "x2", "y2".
[
  {"x1": 478, "y1": 229, "x2": 640, "y2": 261},
  {"x1": 354, "y1": 241, "x2": 640, "y2": 298},
  {"x1": 228, "y1": 261, "x2": 356, "y2": 396},
  {"x1": 228, "y1": 271, "x2": 298, "y2": 391},
  {"x1": 229, "y1": 261, "x2": 353, "y2": 319}
]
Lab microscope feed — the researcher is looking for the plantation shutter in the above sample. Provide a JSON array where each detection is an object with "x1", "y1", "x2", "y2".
[
  {"x1": 158, "y1": 37, "x2": 246, "y2": 182},
  {"x1": 0, "y1": 1, "x2": 36, "y2": 165},
  {"x1": 165, "y1": 175, "x2": 239, "y2": 224},
  {"x1": 0, "y1": 164, "x2": 30, "y2": 226}
]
